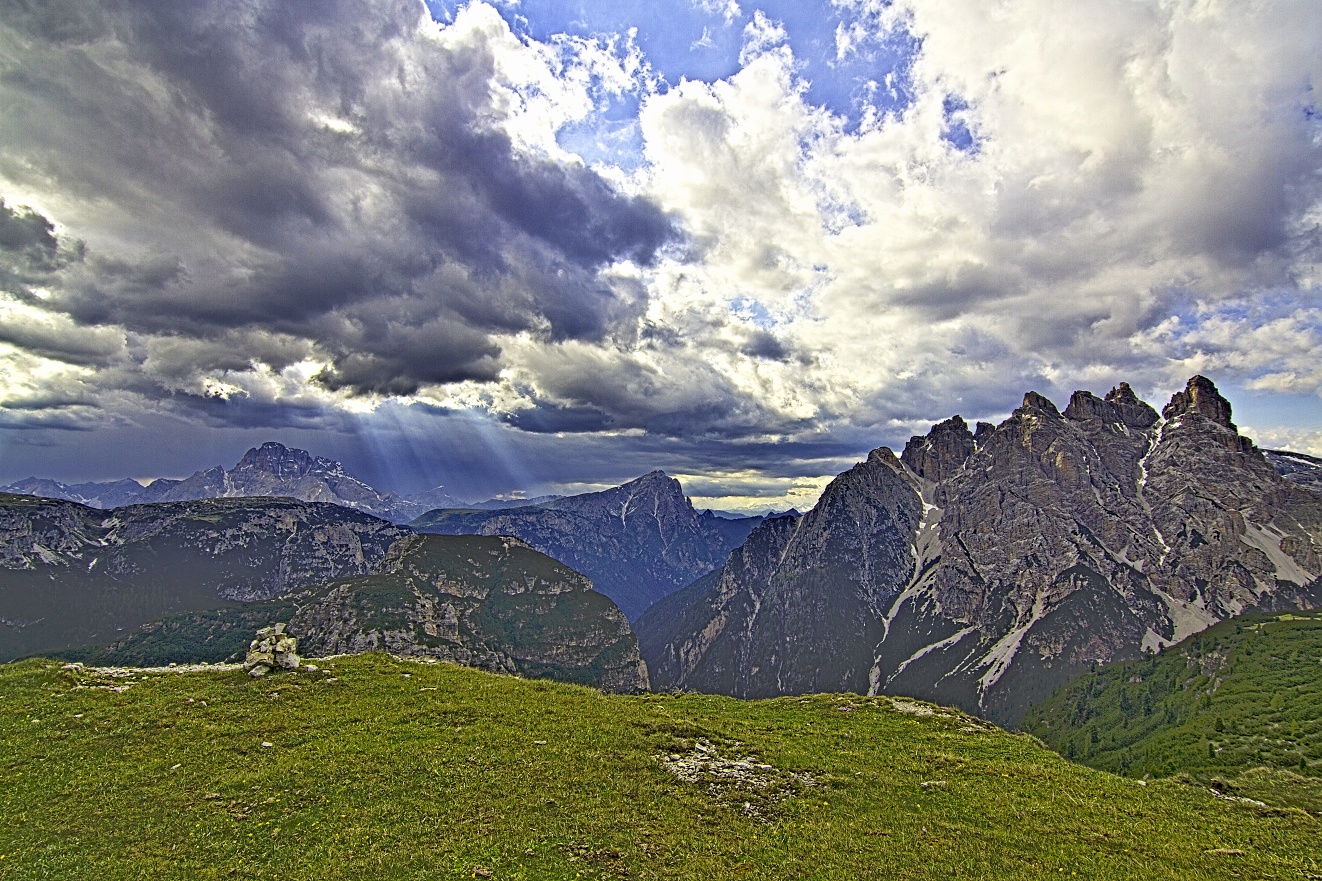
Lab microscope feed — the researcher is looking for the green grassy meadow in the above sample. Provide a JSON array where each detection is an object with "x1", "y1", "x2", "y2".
[{"x1": 1, "y1": 653, "x2": 1318, "y2": 880}]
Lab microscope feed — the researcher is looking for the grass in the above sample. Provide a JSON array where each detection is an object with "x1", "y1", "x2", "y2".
[
  {"x1": 1023, "y1": 610, "x2": 1322, "y2": 813},
  {"x1": 0, "y1": 653, "x2": 1319, "y2": 880}
]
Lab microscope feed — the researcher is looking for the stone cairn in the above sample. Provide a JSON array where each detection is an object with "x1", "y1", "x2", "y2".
[{"x1": 244, "y1": 623, "x2": 300, "y2": 677}]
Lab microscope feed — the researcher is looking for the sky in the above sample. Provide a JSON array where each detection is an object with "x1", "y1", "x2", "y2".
[{"x1": 0, "y1": 0, "x2": 1320, "y2": 511}]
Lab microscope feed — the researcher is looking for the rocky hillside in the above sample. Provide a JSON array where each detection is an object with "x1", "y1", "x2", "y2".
[
  {"x1": 1023, "y1": 609, "x2": 1322, "y2": 813},
  {"x1": 1, "y1": 442, "x2": 466, "y2": 524},
  {"x1": 638, "y1": 377, "x2": 1322, "y2": 723},
  {"x1": 412, "y1": 471, "x2": 761, "y2": 619},
  {"x1": 0, "y1": 494, "x2": 409, "y2": 660},
  {"x1": 289, "y1": 534, "x2": 648, "y2": 691},
  {"x1": 68, "y1": 534, "x2": 649, "y2": 693}
]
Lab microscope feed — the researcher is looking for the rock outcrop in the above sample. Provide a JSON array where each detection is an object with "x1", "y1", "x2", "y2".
[{"x1": 638, "y1": 377, "x2": 1322, "y2": 723}]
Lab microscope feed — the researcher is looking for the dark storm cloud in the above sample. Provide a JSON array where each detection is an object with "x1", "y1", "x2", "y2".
[
  {"x1": 0, "y1": 199, "x2": 72, "y2": 299},
  {"x1": 179, "y1": 393, "x2": 352, "y2": 431},
  {"x1": 0, "y1": 200, "x2": 57, "y2": 256},
  {"x1": 0, "y1": 0, "x2": 678, "y2": 402},
  {"x1": 0, "y1": 410, "x2": 98, "y2": 432},
  {"x1": 503, "y1": 402, "x2": 612, "y2": 433},
  {"x1": 0, "y1": 314, "x2": 122, "y2": 367},
  {"x1": 740, "y1": 329, "x2": 790, "y2": 361}
]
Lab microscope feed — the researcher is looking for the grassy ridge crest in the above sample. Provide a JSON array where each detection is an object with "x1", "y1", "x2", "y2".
[{"x1": 1, "y1": 654, "x2": 1319, "y2": 879}]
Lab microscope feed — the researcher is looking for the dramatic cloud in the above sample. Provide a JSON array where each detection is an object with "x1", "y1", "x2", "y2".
[
  {"x1": 1, "y1": 0, "x2": 1319, "y2": 509},
  {"x1": 0, "y1": 0, "x2": 673, "y2": 401}
]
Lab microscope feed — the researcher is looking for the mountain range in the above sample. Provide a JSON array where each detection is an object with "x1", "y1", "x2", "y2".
[
  {"x1": 3, "y1": 374, "x2": 1321, "y2": 726},
  {"x1": 637, "y1": 376, "x2": 1322, "y2": 723},
  {"x1": 75, "y1": 533, "x2": 648, "y2": 693},
  {"x1": 1, "y1": 442, "x2": 465, "y2": 524},
  {"x1": 0, "y1": 464, "x2": 757, "y2": 668},
  {"x1": 412, "y1": 471, "x2": 762, "y2": 619},
  {"x1": 0, "y1": 494, "x2": 410, "y2": 661}
]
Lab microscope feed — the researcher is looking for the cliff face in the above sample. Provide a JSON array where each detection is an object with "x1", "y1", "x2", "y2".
[
  {"x1": 638, "y1": 377, "x2": 1322, "y2": 723},
  {"x1": 289, "y1": 534, "x2": 649, "y2": 693},
  {"x1": 637, "y1": 514, "x2": 799, "y2": 695}
]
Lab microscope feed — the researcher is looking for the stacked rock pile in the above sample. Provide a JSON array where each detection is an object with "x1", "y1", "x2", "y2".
[{"x1": 244, "y1": 623, "x2": 300, "y2": 677}]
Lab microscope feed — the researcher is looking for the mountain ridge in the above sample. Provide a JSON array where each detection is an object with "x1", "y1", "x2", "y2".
[
  {"x1": 412, "y1": 471, "x2": 762, "y2": 619},
  {"x1": 1, "y1": 441, "x2": 464, "y2": 524},
  {"x1": 639, "y1": 376, "x2": 1322, "y2": 723},
  {"x1": 0, "y1": 494, "x2": 410, "y2": 661}
]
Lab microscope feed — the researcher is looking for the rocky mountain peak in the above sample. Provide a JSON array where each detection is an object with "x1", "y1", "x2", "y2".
[
  {"x1": 639, "y1": 373, "x2": 1322, "y2": 725},
  {"x1": 1062, "y1": 390, "x2": 1109, "y2": 422},
  {"x1": 1104, "y1": 382, "x2": 1160, "y2": 428},
  {"x1": 235, "y1": 442, "x2": 326, "y2": 479},
  {"x1": 1162, "y1": 375, "x2": 1235, "y2": 429},
  {"x1": 1018, "y1": 391, "x2": 1062, "y2": 419},
  {"x1": 1063, "y1": 385, "x2": 1160, "y2": 431},
  {"x1": 901, "y1": 416, "x2": 976, "y2": 483},
  {"x1": 414, "y1": 468, "x2": 751, "y2": 620},
  {"x1": 578, "y1": 470, "x2": 690, "y2": 515}
]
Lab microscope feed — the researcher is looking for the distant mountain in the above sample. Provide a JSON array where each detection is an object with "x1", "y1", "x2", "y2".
[
  {"x1": 0, "y1": 494, "x2": 409, "y2": 660},
  {"x1": 638, "y1": 376, "x2": 1322, "y2": 724},
  {"x1": 404, "y1": 484, "x2": 471, "y2": 510},
  {"x1": 0, "y1": 477, "x2": 155, "y2": 509},
  {"x1": 465, "y1": 494, "x2": 565, "y2": 510},
  {"x1": 79, "y1": 534, "x2": 649, "y2": 693},
  {"x1": 1, "y1": 442, "x2": 468, "y2": 523},
  {"x1": 1266, "y1": 449, "x2": 1322, "y2": 493},
  {"x1": 1023, "y1": 609, "x2": 1322, "y2": 814},
  {"x1": 412, "y1": 471, "x2": 762, "y2": 619}
]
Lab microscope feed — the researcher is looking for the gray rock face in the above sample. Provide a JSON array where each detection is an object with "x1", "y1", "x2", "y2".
[
  {"x1": 901, "y1": 416, "x2": 976, "y2": 484},
  {"x1": 288, "y1": 534, "x2": 649, "y2": 693},
  {"x1": 412, "y1": 471, "x2": 760, "y2": 620},
  {"x1": 638, "y1": 514, "x2": 800, "y2": 694},
  {"x1": 638, "y1": 376, "x2": 1322, "y2": 723},
  {"x1": 640, "y1": 449, "x2": 924, "y2": 696},
  {"x1": 0, "y1": 495, "x2": 409, "y2": 661}
]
